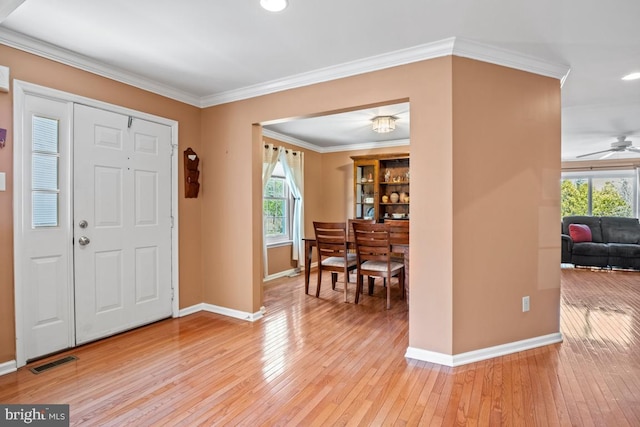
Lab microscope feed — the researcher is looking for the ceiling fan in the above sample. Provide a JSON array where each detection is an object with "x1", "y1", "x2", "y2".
[{"x1": 576, "y1": 136, "x2": 640, "y2": 159}]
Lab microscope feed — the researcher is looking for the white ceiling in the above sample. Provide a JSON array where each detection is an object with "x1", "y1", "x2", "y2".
[
  {"x1": 1, "y1": 0, "x2": 639, "y2": 159},
  {"x1": 263, "y1": 102, "x2": 411, "y2": 151}
]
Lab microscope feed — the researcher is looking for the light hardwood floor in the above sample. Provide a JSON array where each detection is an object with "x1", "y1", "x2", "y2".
[{"x1": 1, "y1": 267, "x2": 639, "y2": 426}]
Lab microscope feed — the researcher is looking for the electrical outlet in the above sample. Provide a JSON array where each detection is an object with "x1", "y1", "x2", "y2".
[{"x1": 522, "y1": 296, "x2": 530, "y2": 312}]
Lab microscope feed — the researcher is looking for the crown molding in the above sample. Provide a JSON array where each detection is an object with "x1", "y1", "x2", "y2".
[
  {"x1": 321, "y1": 138, "x2": 410, "y2": 153},
  {"x1": 452, "y1": 37, "x2": 571, "y2": 84},
  {"x1": 262, "y1": 129, "x2": 323, "y2": 152},
  {"x1": 262, "y1": 128, "x2": 409, "y2": 153},
  {"x1": 201, "y1": 38, "x2": 457, "y2": 107},
  {"x1": 202, "y1": 37, "x2": 570, "y2": 107},
  {"x1": 1, "y1": 27, "x2": 571, "y2": 109},
  {"x1": 0, "y1": 27, "x2": 202, "y2": 107}
]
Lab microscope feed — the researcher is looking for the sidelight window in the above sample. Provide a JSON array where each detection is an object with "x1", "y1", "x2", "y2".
[{"x1": 32, "y1": 116, "x2": 60, "y2": 227}]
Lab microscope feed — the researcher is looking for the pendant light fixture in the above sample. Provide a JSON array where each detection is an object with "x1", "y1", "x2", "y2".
[{"x1": 372, "y1": 116, "x2": 397, "y2": 133}]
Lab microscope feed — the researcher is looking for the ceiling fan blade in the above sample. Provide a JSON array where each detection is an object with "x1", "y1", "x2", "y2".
[
  {"x1": 626, "y1": 146, "x2": 640, "y2": 153},
  {"x1": 576, "y1": 148, "x2": 615, "y2": 158},
  {"x1": 599, "y1": 151, "x2": 616, "y2": 160}
]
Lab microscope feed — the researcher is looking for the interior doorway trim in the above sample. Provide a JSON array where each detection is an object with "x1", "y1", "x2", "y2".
[{"x1": 12, "y1": 80, "x2": 180, "y2": 367}]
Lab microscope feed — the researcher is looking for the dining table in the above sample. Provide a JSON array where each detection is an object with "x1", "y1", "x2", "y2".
[{"x1": 303, "y1": 234, "x2": 409, "y2": 303}]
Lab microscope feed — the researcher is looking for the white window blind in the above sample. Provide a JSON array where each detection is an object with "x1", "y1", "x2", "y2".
[{"x1": 32, "y1": 116, "x2": 59, "y2": 227}]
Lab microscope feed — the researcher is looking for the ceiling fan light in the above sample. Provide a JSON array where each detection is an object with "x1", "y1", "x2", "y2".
[
  {"x1": 260, "y1": 0, "x2": 288, "y2": 12},
  {"x1": 372, "y1": 116, "x2": 396, "y2": 133},
  {"x1": 622, "y1": 72, "x2": 640, "y2": 81}
]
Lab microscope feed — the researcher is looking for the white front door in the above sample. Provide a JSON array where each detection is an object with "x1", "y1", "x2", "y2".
[
  {"x1": 15, "y1": 84, "x2": 177, "y2": 366},
  {"x1": 73, "y1": 104, "x2": 173, "y2": 344}
]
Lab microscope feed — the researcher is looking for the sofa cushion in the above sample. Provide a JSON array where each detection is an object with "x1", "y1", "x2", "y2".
[
  {"x1": 607, "y1": 243, "x2": 640, "y2": 258},
  {"x1": 569, "y1": 224, "x2": 592, "y2": 242},
  {"x1": 571, "y1": 242, "x2": 609, "y2": 257},
  {"x1": 571, "y1": 242, "x2": 609, "y2": 267},
  {"x1": 608, "y1": 243, "x2": 640, "y2": 269},
  {"x1": 600, "y1": 216, "x2": 640, "y2": 244},
  {"x1": 562, "y1": 216, "x2": 603, "y2": 242}
]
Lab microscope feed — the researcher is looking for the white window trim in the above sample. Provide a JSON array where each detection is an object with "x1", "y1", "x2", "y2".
[
  {"x1": 561, "y1": 169, "x2": 638, "y2": 217},
  {"x1": 264, "y1": 162, "x2": 293, "y2": 245}
]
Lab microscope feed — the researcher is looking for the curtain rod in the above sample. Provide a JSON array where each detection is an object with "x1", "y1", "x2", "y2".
[{"x1": 264, "y1": 144, "x2": 298, "y2": 155}]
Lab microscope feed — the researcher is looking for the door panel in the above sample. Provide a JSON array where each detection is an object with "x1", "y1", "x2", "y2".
[
  {"x1": 135, "y1": 170, "x2": 158, "y2": 225},
  {"x1": 94, "y1": 166, "x2": 123, "y2": 226},
  {"x1": 94, "y1": 250, "x2": 123, "y2": 313},
  {"x1": 74, "y1": 104, "x2": 172, "y2": 344},
  {"x1": 135, "y1": 246, "x2": 159, "y2": 302},
  {"x1": 20, "y1": 95, "x2": 73, "y2": 361}
]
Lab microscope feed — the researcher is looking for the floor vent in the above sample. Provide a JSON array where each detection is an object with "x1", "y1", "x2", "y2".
[{"x1": 30, "y1": 355, "x2": 78, "y2": 374}]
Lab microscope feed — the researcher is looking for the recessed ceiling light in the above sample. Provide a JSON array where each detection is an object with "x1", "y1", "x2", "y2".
[
  {"x1": 622, "y1": 72, "x2": 640, "y2": 81},
  {"x1": 260, "y1": 0, "x2": 288, "y2": 12}
]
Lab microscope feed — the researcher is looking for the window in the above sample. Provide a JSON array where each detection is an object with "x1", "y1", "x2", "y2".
[
  {"x1": 264, "y1": 161, "x2": 292, "y2": 244},
  {"x1": 32, "y1": 116, "x2": 60, "y2": 227},
  {"x1": 561, "y1": 170, "x2": 637, "y2": 218}
]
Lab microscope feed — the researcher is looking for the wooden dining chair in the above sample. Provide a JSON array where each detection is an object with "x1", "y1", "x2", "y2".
[
  {"x1": 348, "y1": 218, "x2": 377, "y2": 241},
  {"x1": 385, "y1": 219, "x2": 409, "y2": 245},
  {"x1": 313, "y1": 221, "x2": 357, "y2": 301},
  {"x1": 347, "y1": 218, "x2": 377, "y2": 284},
  {"x1": 384, "y1": 219, "x2": 409, "y2": 287},
  {"x1": 352, "y1": 222, "x2": 405, "y2": 309},
  {"x1": 386, "y1": 219, "x2": 409, "y2": 262}
]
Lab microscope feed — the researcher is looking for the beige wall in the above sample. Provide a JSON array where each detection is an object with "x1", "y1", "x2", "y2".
[
  {"x1": 266, "y1": 244, "x2": 297, "y2": 276},
  {"x1": 0, "y1": 45, "x2": 203, "y2": 363},
  {"x1": 201, "y1": 56, "x2": 561, "y2": 356},
  {"x1": 450, "y1": 57, "x2": 561, "y2": 353},
  {"x1": 0, "y1": 45, "x2": 561, "y2": 364}
]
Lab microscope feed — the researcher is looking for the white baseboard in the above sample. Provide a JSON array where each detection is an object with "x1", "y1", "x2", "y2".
[
  {"x1": 264, "y1": 268, "x2": 299, "y2": 282},
  {"x1": 0, "y1": 360, "x2": 17, "y2": 376},
  {"x1": 179, "y1": 303, "x2": 205, "y2": 317},
  {"x1": 179, "y1": 303, "x2": 264, "y2": 322},
  {"x1": 263, "y1": 264, "x2": 317, "y2": 283},
  {"x1": 405, "y1": 332, "x2": 563, "y2": 367}
]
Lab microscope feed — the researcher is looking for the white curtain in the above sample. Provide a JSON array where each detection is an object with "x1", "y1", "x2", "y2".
[
  {"x1": 262, "y1": 143, "x2": 282, "y2": 278},
  {"x1": 280, "y1": 148, "x2": 304, "y2": 267}
]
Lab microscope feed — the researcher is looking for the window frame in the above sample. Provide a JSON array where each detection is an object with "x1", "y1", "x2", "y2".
[
  {"x1": 561, "y1": 169, "x2": 638, "y2": 218},
  {"x1": 264, "y1": 161, "x2": 293, "y2": 246}
]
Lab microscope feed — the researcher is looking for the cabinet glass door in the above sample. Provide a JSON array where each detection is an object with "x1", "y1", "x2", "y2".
[
  {"x1": 354, "y1": 160, "x2": 378, "y2": 219},
  {"x1": 379, "y1": 158, "x2": 410, "y2": 220}
]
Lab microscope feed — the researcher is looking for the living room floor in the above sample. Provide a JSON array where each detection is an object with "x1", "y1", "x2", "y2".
[{"x1": 0, "y1": 268, "x2": 638, "y2": 425}]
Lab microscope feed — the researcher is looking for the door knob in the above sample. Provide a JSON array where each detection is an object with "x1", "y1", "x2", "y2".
[
  {"x1": 79, "y1": 220, "x2": 88, "y2": 229},
  {"x1": 78, "y1": 236, "x2": 91, "y2": 246}
]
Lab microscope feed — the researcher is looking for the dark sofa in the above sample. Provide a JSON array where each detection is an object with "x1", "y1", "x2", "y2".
[{"x1": 562, "y1": 215, "x2": 640, "y2": 269}]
